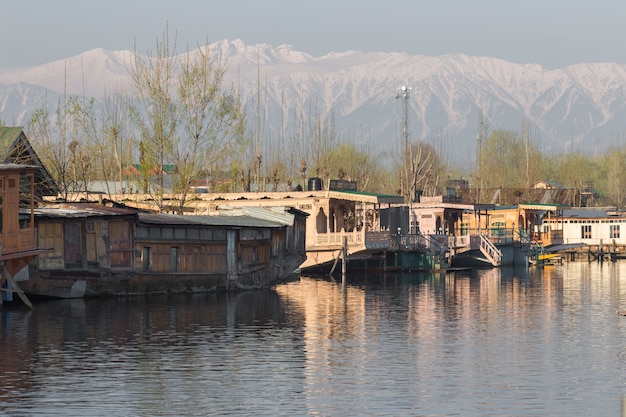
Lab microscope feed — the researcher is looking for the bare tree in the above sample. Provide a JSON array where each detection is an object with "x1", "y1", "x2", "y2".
[
  {"x1": 173, "y1": 42, "x2": 245, "y2": 213},
  {"x1": 27, "y1": 95, "x2": 96, "y2": 200},
  {"x1": 128, "y1": 27, "x2": 179, "y2": 211},
  {"x1": 307, "y1": 109, "x2": 337, "y2": 189}
]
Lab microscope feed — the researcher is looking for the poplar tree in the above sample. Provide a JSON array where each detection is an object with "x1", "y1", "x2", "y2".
[{"x1": 128, "y1": 28, "x2": 244, "y2": 213}]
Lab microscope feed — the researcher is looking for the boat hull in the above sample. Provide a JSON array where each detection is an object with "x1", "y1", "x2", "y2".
[{"x1": 20, "y1": 265, "x2": 301, "y2": 299}]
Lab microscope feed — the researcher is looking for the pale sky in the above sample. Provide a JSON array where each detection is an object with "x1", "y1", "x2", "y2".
[{"x1": 2, "y1": 0, "x2": 626, "y2": 70}]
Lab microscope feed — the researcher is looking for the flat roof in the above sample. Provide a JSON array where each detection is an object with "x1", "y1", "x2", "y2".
[
  {"x1": 412, "y1": 202, "x2": 495, "y2": 211},
  {"x1": 35, "y1": 203, "x2": 138, "y2": 218},
  {"x1": 327, "y1": 190, "x2": 404, "y2": 204},
  {"x1": 139, "y1": 213, "x2": 288, "y2": 228},
  {"x1": 200, "y1": 190, "x2": 404, "y2": 205},
  {"x1": 518, "y1": 203, "x2": 571, "y2": 211}
]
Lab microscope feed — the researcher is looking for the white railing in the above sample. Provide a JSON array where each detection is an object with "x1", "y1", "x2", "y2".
[
  {"x1": 314, "y1": 229, "x2": 365, "y2": 246},
  {"x1": 478, "y1": 233, "x2": 502, "y2": 266},
  {"x1": 450, "y1": 234, "x2": 471, "y2": 248}
]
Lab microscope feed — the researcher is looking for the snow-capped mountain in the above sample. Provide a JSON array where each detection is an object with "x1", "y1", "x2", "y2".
[{"x1": 1, "y1": 39, "x2": 626, "y2": 165}]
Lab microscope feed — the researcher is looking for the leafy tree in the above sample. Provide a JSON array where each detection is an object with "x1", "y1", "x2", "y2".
[
  {"x1": 474, "y1": 129, "x2": 544, "y2": 190},
  {"x1": 318, "y1": 143, "x2": 387, "y2": 192}
]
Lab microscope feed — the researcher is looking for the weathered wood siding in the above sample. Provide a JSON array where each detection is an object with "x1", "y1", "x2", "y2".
[
  {"x1": 135, "y1": 224, "x2": 230, "y2": 274},
  {"x1": 108, "y1": 220, "x2": 132, "y2": 268},
  {"x1": 37, "y1": 217, "x2": 135, "y2": 271},
  {"x1": 179, "y1": 244, "x2": 227, "y2": 273},
  {"x1": 37, "y1": 222, "x2": 64, "y2": 269},
  {"x1": 1, "y1": 174, "x2": 19, "y2": 253}
]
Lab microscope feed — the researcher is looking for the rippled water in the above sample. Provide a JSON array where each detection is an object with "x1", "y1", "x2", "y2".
[{"x1": 3, "y1": 262, "x2": 626, "y2": 416}]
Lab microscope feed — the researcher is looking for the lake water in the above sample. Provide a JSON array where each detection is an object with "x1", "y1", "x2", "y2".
[{"x1": 3, "y1": 262, "x2": 626, "y2": 416}]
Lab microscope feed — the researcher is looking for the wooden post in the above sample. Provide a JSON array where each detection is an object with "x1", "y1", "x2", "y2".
[
  {"x1": 329, "y1": 250, "x2": 341, "y2": 280},
  {"x1": 0, "y1": 262, "x2": 33, "y2": 309},
  {"x1": 342, "y1": 236, "x2": 347, "y2": 288},
  {"x1": 383, "y1": 250, "x2": 387, "y2": 272}
]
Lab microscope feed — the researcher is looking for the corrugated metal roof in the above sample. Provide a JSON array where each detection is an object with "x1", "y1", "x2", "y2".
[
  {"x1": 563, "y1": 208, "x2": 625, "y2": 219},
  {"x1": 34, "y1": 203, "x2": 138, "y2": 218},
  {"x1": 214, "y1": 206, "x2": 295, "y2": 226},
  {"x1": 34, "y1": 202, "x2": 294, "y2": 228},
  {"x1": 188, "y1": 214, "x2": 286, "y2": 228},
  {"x1": 138, "y1": 212, "x2": 286, "y2": 228}
]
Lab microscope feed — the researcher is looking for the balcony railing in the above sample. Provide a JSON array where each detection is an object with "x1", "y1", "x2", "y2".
[
  {"x1": 312, "y1": 229, "x2": 393, "y2": 250},
  {"x1": 314, "y1": 229, "x2": 366, "y2": 247}
]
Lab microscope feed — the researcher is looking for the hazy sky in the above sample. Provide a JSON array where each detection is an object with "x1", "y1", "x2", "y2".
[{"x1": 2, "y1": 0, "x2": 626, "y2": 70}]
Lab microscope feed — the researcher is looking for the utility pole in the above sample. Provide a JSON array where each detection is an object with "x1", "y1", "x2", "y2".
[{"x1": 396, "y1": 85, "x2": 412, "y2": 202}]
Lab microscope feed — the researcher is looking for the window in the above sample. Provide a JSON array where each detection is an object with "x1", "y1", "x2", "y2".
[
  {"x1": 19, "y1": 213, "x2": 30, "y2": 229},
  {"x1": 581, "y1": 225, "x2": 592, "y2": 239},
  {"x1": 611, "y1": 225, "x2": 620, "y2": 239},
  {"x1": 170, "y1": 247, "x2": 178, "y2": 272},
  {"x1": 142, "y1": 247, "x2": 151, "y2": 271}
]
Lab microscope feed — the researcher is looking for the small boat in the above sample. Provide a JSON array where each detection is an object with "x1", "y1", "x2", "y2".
[{"x1": 529, "y1": 253, "x2": 562, "y2": 266}]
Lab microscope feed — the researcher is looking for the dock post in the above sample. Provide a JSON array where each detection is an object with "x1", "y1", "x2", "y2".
[
  {"x1": 342, "y1": 236, "x2": 347, "y2": 288},
  {"x1": 383, "y1": 250, "x2": 387, "y2": 272}
]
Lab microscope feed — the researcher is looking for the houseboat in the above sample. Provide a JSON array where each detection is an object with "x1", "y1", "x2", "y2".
[
  {"x1": 187, "y1": 186, "x2": 413, "y2": 272},
  {"x1": 540, "y1": 207, "x2": 626, "y2": 261},
  {"x1": 405, "y1": 195, "x2": 570, "y2": 267},
  {"x1": 20, "y1": 202, "x2": 307, "y2": 298},
  {"x1": 0, "y1": 163, "x2": 50, "y2": 306}
]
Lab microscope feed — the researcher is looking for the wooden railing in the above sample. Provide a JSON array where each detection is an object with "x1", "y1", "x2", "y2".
[{"x1": 312, "y1": 229, "x2": 393, "y2": 250}]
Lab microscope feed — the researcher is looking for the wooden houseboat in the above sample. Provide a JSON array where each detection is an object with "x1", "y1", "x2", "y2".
[
  {"x1": 0, "y1": 164, "x2": 50, "y2": 306},
  {"x1": 20, "y1": 202, "x2": 307, "y2": 298},
  {"x1": 186, "y1": 188, "x2": 407, "y2": 272}
]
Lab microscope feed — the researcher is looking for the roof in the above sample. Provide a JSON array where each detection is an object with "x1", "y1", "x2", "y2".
[
  {"x1": 457, "y1": 187, "x2": 577, "y2": 206},
  {"x1": 215, "y1": 205, "x2": 296, "y2": 226},
  {"x1": 519, "y1": 203, "x2": 571, "y2": 211},
  {"x1": 0, "y1": 127, "x2": 23, "y2": 155},
  {"x1": 189, "y1": 214, "x2": 289, "y2": 228},
  {"x1": 138, "y1": 212, "x2": 289, "y2": 228},
  {"x1": 327, "y1": 190, "x2": 404, "y2": 204},
  {"x1": 34, "y1": 203, "x2": 139, "y2": 219},
  {"x1": 413, "y1": 201, "x2": 495, "y2": 211},
  {"x1": 0, "y1": 127, "x2": 59, "y2": 197},
  {"x1": 562, "y1": 208, "x2": 626, "y2": 219},
  {"x1": 199, "y1": 189, "x2": 404, "y2": 205},
  {"x1": 0, "y1": 163, "x2": 39, "y2": 171}
]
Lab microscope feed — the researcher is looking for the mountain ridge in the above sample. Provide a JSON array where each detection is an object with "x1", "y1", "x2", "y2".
[{"x1": 2, "y1": 39, "x2": 626, "y2": 165}]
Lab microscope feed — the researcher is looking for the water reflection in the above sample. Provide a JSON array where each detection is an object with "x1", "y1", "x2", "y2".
[
  {"x1": 2, "y1": 264, "x2": 626, "y2": 416},
  {"x1": 1, "y1": 292, "x2": 308, "y2": 416}
]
